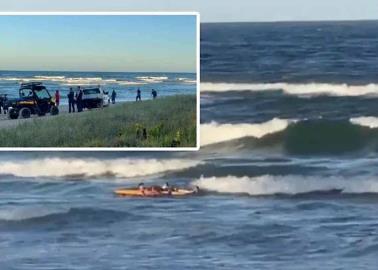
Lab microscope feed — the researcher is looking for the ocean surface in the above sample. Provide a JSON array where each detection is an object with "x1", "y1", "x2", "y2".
[
  {"x1": 0, "y1": 71, "x2": 196, "y2": 103},
  {"x1": 2, "y1": 21, "x2": 378, "y2": 269}
]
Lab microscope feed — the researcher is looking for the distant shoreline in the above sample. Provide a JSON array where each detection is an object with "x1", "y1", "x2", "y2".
[{"x1": 202, "y1": 19, "x2": 378, "y2": 24}]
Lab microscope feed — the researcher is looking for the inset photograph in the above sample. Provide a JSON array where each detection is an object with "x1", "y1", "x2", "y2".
[{"x1": 0, "y1": 13, "x2": 199, "y2": 150}]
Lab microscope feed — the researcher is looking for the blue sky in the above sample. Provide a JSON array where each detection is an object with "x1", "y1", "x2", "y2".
[
  {"x1": 1, "y1": 0, "x2": 378, "y2": 22},
  {"x1": 0, "y1": 15, "x2": 197, "y2": 72}
]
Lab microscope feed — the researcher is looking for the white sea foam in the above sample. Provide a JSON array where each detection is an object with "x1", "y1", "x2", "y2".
[
  {"x1": 117, "y1": 81, "x2": 147, "y2": 85},
  {"x1": 0, "y1": 158, "x2": 200, "y2": 178},
  {"x1": 1, "y1": 76, "x2": 104, "y2": 85},
  {"x1": 178, "y1": 78, "x2": 196, "y2": 84},
  {"x1": 136, "y1": 76, "x2": 168, "y2": 83},
  {"x1": 201, "y1": 82, "x2": 378, "y2": 97},
  {"x1": 0, "y1": 77, "x2": 35, "y2": 82},
  {"x1": 201, "y1": 118, "x2": 293, "y2": 146},
  {"x1": 0, "y1": 76, "x2": 156, "y2": 86},
  {"x1": 193, "y1": 175, "x2": 378, "y2": 195},
  {"x1": 35, "y1": 76, "x2": 66, "y2": 80},
  {"x1": 350, "y1": 116, "x2": 378, "y2": 128}
]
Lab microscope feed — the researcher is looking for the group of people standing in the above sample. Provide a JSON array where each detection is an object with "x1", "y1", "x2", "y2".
[
  {"x1": 61, "y1": 86, "x2": 158, "y2": 113},
  {"x1": 1, "y1": 86, "x2": 159, "y2": 115},
  {"x1": 64, "y1": 86, "x2": 153, "y2": 113},
  {"x1": 67, "y1": 86, "x2": 84, "y2": 113}
]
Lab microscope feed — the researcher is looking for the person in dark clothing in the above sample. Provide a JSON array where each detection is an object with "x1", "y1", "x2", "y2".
[
  {"x1": 151, "y1": 89, "x2": 157, "y2": 99},
  {"x1": 136, "y1": 88, "x2": 142, "y2": 101},
  {"x1": 77, "y1": 86, "x2": 83, "y2": 112},
  {"x1": 0, "y1": 95, "x2": 5, "y2": 114},
  {"x1": 3, "y1": 94, "x2": 8, "y2": 114},
  {"x1": 111, "y1": 90, "x2": 116, "y2": 104},
  {"x1": 67, "y1": 88, "x2": 75, "y2": 113},
  {"x1": 0, "y1": 96, "x2": 3, "y2": 114}
]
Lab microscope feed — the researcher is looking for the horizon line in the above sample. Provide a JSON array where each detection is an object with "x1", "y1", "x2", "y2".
[
  {"x1": 202, "y1": 18, "x2": 378, "y2": 24},
  {"x1": 0, "y1": 69, "x2": 196, "y2": 74}
]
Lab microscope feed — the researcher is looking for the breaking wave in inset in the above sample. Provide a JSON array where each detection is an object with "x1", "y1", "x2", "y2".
[
  {"x1": 201, "y1": 82, "x2": 378, "y2": 97},
  {"x1": 0, "y1": 158, "x2": 201, "y2": 179},
  {"x1": 178, "y1": 78, "x2": 196, "y2": 84},
  {"x1": 136, "y1": 76, "x2": 168, "y2": 83},
  {"x1": 0, "y1": 76, "x2": 167, "y2": 86},
  {"x1": 193, "y1": 175, "x2": 378, "y2": 196},
  {"x1": 199, "y1": 117, "x2": 378, "y2": 155}
]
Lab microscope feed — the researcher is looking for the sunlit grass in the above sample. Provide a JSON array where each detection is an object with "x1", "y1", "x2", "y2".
[{"x1": 0, "y1": 95, "x2": 197, "y2": 148}]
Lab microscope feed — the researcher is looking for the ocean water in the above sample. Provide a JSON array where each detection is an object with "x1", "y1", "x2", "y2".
[
  {"x1": 2, "y1": 21, "x2": 378, "y2": 269},
  {"x1": 0, "y1": 71, "x2": 196, "y2": 103}
]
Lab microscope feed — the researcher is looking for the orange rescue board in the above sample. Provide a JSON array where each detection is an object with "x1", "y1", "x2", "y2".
[{"x1": 114, "y1": 187, "x2": 198, "y2": 197}]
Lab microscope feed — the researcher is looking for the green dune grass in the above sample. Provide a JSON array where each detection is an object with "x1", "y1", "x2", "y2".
[{"x1": 0, "y1": 95, "x2": 197, "y2": 148}]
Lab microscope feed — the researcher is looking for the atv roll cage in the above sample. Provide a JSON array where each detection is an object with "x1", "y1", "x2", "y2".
[{"x1": 6, "y1": 82, "x2": 59, "y2": 119}]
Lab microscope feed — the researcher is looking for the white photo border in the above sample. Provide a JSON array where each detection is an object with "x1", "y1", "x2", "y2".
[{"x1": 0, "y1": 11, "x2": 200, "y2": 151}]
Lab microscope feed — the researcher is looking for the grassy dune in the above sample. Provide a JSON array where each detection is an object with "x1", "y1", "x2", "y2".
[{"x1": 0, "y1": 95, "x2": 197, "y2": 148}]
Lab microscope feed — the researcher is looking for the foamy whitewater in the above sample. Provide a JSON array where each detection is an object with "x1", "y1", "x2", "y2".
[
  {"x1": 350, "y1": 116, "x2": 378, "y2": 128},
  {"x1": 201, "y1": 82, "x2": 378, "y2": 97},
  {"x1": 193, "y1": 175, "x2": 378, "y2": 195},
  {"x1": 3, "y1": 21, "x2": 378, "y2": 270},
  {"x1": 0, "y1": 158, "x2": 200, "y2": 179},
  {"x1": 200, "y1": 118, "x2": 293, "y2": 146}
]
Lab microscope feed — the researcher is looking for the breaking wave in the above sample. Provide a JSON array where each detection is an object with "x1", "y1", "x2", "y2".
[
  {"x1": 0, "y1": 76, "x2": 166, "y2": 86},
  {"x1": 201, "y1": 118, "x2": 293, "y2": 146},
  {"x1": 136, "y1": 76, "x2": 168, "y2": 83},
  {"x1": 201, "y1": 82, "x2": 378, "y2": 97},
  {"x1": 0, "y1": 158, "x2": 201, "y2": 179},
  {"x1": 193, "y1": 175, "x2": 378, "y2": 196},
  {"x1": 259, "y1": 119, "x2": 378, "y2": 155},
  {"x1": 35, "y1": 76, "x2": 66, "y2": 80},
  {"x1": 178, "y1": 78, "x2": 197, "y2": 84},
  {"x1": 201, "y1": 118, "x2": 378, "y2": 155},
  {"x1": 350, "y1": 116, "x2": 378, "y2": 128}
]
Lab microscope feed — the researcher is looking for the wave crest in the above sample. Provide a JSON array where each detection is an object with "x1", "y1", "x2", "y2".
[
  {"x1": 193, "y1": 175, "x2": 378, "y2": 196},
  {"x1": 201, "y1": 118, "x2": 293, "y2": 146},
  {"x1": 201, "y1": 82, "x2": 378, "y2": 97},
  {"x1": 0, "y1": 158, "x2": 200, "y2": 179},
  {"x1": 201, "y1": 118, "x2": 378, "y2": 155},
  {"x1": 350, "y1": 116, "x2": 378, "y2": 128}
]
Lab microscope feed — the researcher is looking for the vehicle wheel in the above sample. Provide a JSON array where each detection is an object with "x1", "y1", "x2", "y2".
[
  {"x1": 50, "y1": 106, "x2": 59, "y2": 115},
  {"x1": 98, "y1": 100, "x2": 104, "y2": 108},
  {"x1": 19, "y1": 107, "x2": 31, "y2": 119},
  {"x1": 8, "y1": 108, "x2": 19, "y2": 119}
]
